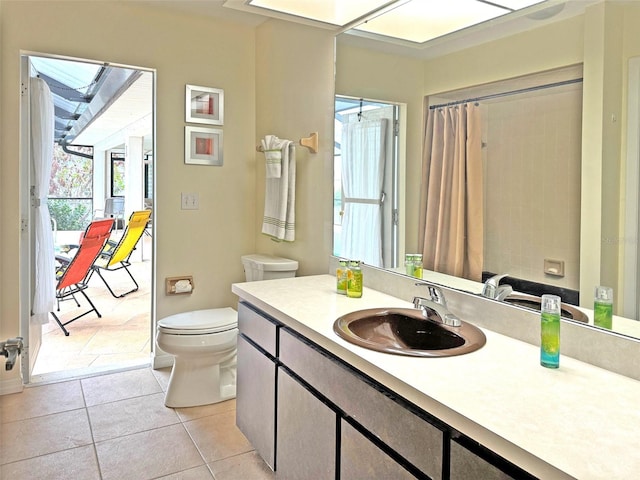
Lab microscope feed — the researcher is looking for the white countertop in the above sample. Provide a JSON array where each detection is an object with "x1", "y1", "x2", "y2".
[{"x1": 232, "y1": 275, "x2": 640, "y2": 480}]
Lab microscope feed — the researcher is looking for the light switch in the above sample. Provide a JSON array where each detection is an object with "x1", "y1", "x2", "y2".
[{"x1": 181, "y1": 192, "x2": 199, "y2": 210}]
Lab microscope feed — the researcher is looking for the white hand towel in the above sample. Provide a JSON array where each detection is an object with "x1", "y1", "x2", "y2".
[
  {"x1": 262, "y1": 141, "x2": 295, "y2": 242},
  {"x1": 261, "y1": 135, "x2": 283, "y2": 178}
]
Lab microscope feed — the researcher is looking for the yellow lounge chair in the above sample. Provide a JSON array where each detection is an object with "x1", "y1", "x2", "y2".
[{"x1": 90, "y1": 210, "x2": 151, "y2": 298}]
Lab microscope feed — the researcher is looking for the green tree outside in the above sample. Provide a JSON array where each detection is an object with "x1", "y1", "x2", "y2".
[{"x1": 48, "y1": 145, "x2": 93, "y2": 231}]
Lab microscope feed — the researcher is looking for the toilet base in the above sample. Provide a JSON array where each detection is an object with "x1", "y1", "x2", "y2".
[{"x1": 164, "y1": 350, "x2": 237, "y2": 408}]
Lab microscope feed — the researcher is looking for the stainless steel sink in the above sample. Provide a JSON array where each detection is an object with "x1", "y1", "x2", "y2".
[
  {"x1": 333, "y1": 307, "x2": 486, "y2": 357},
  {"x1": 503, "y1": 293, "x2": 588, "y2": 323}
]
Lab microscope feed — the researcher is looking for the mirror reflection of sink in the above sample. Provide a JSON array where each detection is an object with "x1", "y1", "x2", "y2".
[
  {"x1": 333, "y1": 307, "x2": 486, "y2": 357},
  {"x1": 503, "y1": 293, "x2": 588, "y2": 323}
]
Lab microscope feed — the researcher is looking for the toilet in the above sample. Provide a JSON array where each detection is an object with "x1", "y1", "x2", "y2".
[
  {"x1": 241, "y1": 253, "x2": 299, "y2": 281},
  {"x1": 157, "y1": 254, "x2": 298, "y2": 408}
]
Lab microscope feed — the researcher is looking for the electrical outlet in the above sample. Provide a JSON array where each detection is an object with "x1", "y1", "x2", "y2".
[{"x1": 181, "y1": 192, "x2": 199, "y2": 210}]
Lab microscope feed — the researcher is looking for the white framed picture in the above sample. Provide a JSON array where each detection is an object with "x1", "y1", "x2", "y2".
[
  {"x1": 185, "y1": 84, "x2": 224, "y2": 125},
  {"x1": 185, "y1": 126, "x2": 223, "y2": 166}
]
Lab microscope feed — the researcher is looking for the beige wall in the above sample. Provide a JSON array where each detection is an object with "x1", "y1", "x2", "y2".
[
  {"x1": 254, "y1": 20, "x2": 335, "y2": 273},
  {"x1": 482, "y1": 89, "x2": 583, "y2": 289},
  {"x1": 0, "y1": 1, "x2": 333, "y2": 387},
  {"x1": 617, "y1": 3, "x2": 640, "y2": 310},
  {"x1": 580, "y1": 1, "x2": 624, "y2": 309},
  {"x1": 422, "y1": 16, "x2": 584, "y2": 95}
]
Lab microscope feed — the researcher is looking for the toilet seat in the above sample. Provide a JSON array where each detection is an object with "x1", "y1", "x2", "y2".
[{"x1": 158, "y1": 307, "x2": 237, "y2": 335}]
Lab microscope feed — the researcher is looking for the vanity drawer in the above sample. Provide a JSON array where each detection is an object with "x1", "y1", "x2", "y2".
[
  {"x1": 277, "y1": 366, "x2": 337, "y2": 479},
  {"x1": 450, "y1": 439, "x2": 516, "y2": 480},
  {"x1": 341, "y1": 420, "x2": 419, "y2": 480},
  {"x1": 279, "y1": 328, "x2": 443, "y2": 479},
  {"x1": 238, "y1": 301, "x2": 278, "y2": 356},
  {"x1": 236, "y1": 335, "x2": 276, "y2": 469}
]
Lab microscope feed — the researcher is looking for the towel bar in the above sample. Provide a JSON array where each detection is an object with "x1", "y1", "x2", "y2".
[{"x1": 256, "y1": 132, "x2": 318, "y2": 154}]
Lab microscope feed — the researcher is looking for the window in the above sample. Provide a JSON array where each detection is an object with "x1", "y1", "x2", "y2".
[
  {"x1": 48, "y1": 144, "x2": 93, "y2": 231},
  {"x1": 110, "y1": 152, "x2": 125, "y2": 197},
  {"x1": 144, "y1": 153, "x2": 153, "y2": 200}
]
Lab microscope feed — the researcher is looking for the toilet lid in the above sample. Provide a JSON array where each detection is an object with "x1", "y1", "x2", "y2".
[{"x1": 158, "y1": 308, "x2": 237, "y2": 335}]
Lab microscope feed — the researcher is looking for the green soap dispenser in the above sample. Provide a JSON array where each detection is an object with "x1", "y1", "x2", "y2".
[{"x1": 540, "y1": 294, "x2": 561, "y2": 369}]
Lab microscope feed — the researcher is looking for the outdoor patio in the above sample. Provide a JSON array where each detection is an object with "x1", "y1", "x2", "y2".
[{"x1": 32, "y1": 234, "x2": 152, "y2": 383}]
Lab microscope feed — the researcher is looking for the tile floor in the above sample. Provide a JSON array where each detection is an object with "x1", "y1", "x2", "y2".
[{"x1": 0, "y1": 367, "x2": 274, "y2": 480}]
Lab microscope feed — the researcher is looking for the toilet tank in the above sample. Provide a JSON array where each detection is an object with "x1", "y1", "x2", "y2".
[{"x1": 241, "y1": 254, "x2": 299, "y2": 282}]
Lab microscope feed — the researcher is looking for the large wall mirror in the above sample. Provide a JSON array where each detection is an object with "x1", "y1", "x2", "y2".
[{"x1": 334, "y1": 1, "x2": 640, "y2": 340}]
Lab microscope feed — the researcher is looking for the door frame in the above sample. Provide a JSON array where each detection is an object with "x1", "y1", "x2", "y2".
[
  {"x1": 19, "y1": 51, "x2": 157, "y2": 383},
  {"x1": 333, "y1": 95, "x2": 404, "y2": 269},
  {"x1": 19, "y1": 55, "x2": 39, "y2": 384},
  {"x1": 623, "y1": 55, "x2": 640, "y2": 319}
]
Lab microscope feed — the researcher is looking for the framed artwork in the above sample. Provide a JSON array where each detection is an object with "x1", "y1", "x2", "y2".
[
  {"x1": 185, "y1": 84, "x2": 224, "y2": 125},
  {"x1": 185, "y1": 126, "x2": 223, "y2": 166}
]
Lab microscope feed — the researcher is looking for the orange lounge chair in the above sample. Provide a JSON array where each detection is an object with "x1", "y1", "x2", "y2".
[
  {"x1": 51, "y1": 218, "x2": 114, "y2": 336},
  {"x1": 90, "y1": 210, "x2": 151, "y2": 298}
]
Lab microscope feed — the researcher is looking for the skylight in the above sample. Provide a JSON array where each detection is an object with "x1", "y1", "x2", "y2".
[
  {"x1": 355, "y1": 1, "x2": 534, "y2": 44},
  {"x1": 245, "y1": 0, "x2": 548, "y2": 43},
  {"x1": 30, "y1": 57, "x2": 104, "y2": 144},
  {"x1": 248, "y1": 0, "x2": 393, "y2": 26},
  {"x1": 29, "y1": 56, "x2": 143, "y2": 145}
]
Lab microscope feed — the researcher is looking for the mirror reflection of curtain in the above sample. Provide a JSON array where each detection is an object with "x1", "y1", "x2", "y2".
[
  {"x1": 419, "y1": 101, "x2": 483, "y2": 281},
  {"x1": 30, "y1": 77, "x2": 57, "y2": 323},
  {"x1": 341, "y1": 118, "x2": 387, "y2": 267}
]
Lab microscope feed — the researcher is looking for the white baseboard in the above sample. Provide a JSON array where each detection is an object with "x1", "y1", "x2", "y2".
[{"x1": 0, "y1": 376, "x2": 24, "y2": 396}]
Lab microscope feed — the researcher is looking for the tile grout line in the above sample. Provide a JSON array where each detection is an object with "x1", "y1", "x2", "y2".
[
  {"x1": 180, "y1": 415, "x2": 214, "y2": 472},
  {"x1": 80, "y1": 376, "x2": 105, "y2": 480}
]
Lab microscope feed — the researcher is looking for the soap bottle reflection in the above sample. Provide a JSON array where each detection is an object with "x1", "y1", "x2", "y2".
[
  {"x1": 594, "y1": 286, "x2": 613, "y2": 329},
  {"x1": 404, "y1": 254, "x2": 423, "y2": 279},
  {"x1": 346, "y1": 260, "x2": 363, "y2": 298}
]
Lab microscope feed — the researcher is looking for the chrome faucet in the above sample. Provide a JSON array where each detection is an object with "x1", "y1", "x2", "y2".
[
  {"x1": 413, "y1": 283, "x2": 462, "y2": 327},
  {"x1": 418, "y1": 284, "x2": 447, "y2": 307},
  {"x1": 482, "y1": 274, "x2": 513, "y2": 301}
]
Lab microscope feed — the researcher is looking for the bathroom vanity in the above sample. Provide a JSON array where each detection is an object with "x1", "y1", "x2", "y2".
[{"x1": 232, "y1": 275, "x2": 640, "y2": 479}]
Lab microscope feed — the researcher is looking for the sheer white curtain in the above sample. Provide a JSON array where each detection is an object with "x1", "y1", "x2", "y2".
[
  {"x1": 340, "y1": 118, "x2": 387, "y2": 267},
  {"x1": 30, "y1": 77, "x2": 56, "y2": 323}
]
